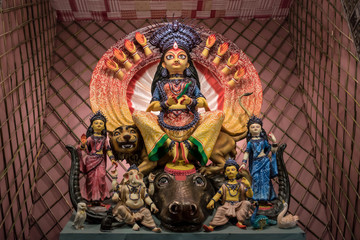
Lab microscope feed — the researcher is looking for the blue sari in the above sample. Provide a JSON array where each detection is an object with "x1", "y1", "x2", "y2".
[{"x1": 246, "y1": 138, "x2": 278, "y2": 201}]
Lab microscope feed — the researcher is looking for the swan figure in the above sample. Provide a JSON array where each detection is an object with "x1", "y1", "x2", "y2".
[{"x1": 277, "y1": 202, "x2": 299, "y2": 229}]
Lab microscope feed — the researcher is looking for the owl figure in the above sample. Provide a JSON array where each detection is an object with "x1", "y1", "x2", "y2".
[{"x1": 73, "y1": 202, "x2": 87, "y2": 230}]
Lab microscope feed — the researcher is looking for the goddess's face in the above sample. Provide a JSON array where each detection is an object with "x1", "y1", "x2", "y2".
[
  {"x1": 249, "y1": 123, "x2": 262, "y2": 136},
  {"x1": 92, "y1": 119, "x2": 105, "y2": 133},
  {"x1": 162, "y1": 49, "x2": 190, "y2": 74}
]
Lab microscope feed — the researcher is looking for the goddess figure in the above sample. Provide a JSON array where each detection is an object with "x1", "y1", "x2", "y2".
[
  {"x1": 79, "y1": 111, "x2": 115, "y2": 204},
  {"x1": 241, "y1": 116, "x2": 278, "y2": 205},
  {"x1": 133, "y1": 21, "x2": 224, "y2": 169}
]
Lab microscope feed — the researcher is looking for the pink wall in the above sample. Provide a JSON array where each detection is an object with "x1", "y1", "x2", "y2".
[
  {"x1": 289, "y1": 0, "x2": 360, "y2": 239},
  {"x1": 0, "y1": 0, "x2": 56, "y2": 239}
]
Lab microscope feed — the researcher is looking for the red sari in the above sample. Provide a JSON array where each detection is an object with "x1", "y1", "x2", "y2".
[{"x1": 79, "y1": 135, "x2": 110, "y2": 201}]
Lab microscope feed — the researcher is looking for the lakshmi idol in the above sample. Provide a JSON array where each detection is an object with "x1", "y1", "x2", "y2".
[
  {"x1": 79, "y1": 111, "x2": 115, "y2": 205},
  {"x1": 133, "y1": 21, "x2": 224, "y2": 168}
]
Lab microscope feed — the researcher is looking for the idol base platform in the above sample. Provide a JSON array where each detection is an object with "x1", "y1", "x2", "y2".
[{"x1": 60, "y1": 212, "x2": 306, "y2": 240}]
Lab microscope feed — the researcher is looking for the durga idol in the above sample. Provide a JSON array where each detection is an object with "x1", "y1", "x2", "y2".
[{"x1": 133, "y1": 21, "x2": 224, "y2": 170}]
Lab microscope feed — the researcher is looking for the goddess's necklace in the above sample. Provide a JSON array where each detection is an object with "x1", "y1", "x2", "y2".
[
  {"x1": 169, "y1": 73, "x2": 184, "y2": 78},
  {"x1": 93, "y1": 135, "x2": 105, "y2": 152},
  {"x1": 169, "y1": 80, "x2": 186, "y2": 95}
]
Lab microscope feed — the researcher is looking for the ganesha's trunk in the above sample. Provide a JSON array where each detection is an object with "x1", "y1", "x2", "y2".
[{"x1": 130, "y1": 178, "x2": 146, "y2": 187}]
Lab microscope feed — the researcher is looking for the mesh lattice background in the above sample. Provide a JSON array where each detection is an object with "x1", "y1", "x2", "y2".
[
  {"x1": 0, "y1": 0, "x2": 359, "y2": 240},
  {"x1": 289, "y1": 0, "x2": 360, "y2": 239},
  {"x1": 0, "y1": 0, "x2": 56, "y2": 239}
]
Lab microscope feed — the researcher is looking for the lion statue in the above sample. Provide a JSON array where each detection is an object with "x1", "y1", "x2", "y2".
[
  {"x1": 108, "y1": 124, "x2": 241, "y2": 176},
  {"x1": 108, "y1": 125, "x2": 149, "y2": 167}
]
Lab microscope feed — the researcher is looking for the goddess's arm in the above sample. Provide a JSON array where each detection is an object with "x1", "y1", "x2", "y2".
[
  {"x1": 146, "y1": 101, "x2": 161, "y2": 112},
  {"x1": 105, "y1": 140, "x2": 116, "y2": 164},
  {"x1": 194, "y1": 84, "x2": 210, "y2": 111},
  {"x1": 241, "y1": 141, "x2": 253, "y2": 169},
  {"x1": 146, "y1": 86, "x2": 161, "y2": 111},
  {"x1": 196, "y1": 97, "x2": 210, "y2": 111},
  {"x1": 241, "y1": 152, "x2": 249, "y2": 169},
  {"x1": 268, "y1": 133, "x2": 278, "y2": 152}
]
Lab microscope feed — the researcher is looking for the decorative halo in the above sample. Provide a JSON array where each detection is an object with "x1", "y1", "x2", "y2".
[{"x1": 90, "y1": 21, "x2": 262, "y2": 140}]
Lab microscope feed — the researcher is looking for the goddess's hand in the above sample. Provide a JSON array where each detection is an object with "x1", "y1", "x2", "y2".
[
  {"x1": 240, "y1": 163, "x2": 246, "y2": 170},
  {"x1": 111, "y1": 159, "x2": 118, "y2": 167},
  {"x1": 80, "y1": 134, "x2": 87, "y2": 146},
  {"x1": 166, "y1": 96, "x2": 178, "y2": 106},
  {"x1": 268, "y1": 132, "x2": 277, "y2": 143},
  {"x1": 179, "y1": 95, "x2": 192, "y2": 105}
]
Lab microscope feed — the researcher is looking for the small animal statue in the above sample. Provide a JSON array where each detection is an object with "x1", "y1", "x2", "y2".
[
  {"x1": 251, "y1": 202, "x2": 277, "y2": 230},
  {"x1": 73, "y1": 202, "x2": 87, "y2": 230},
  {"x1": 277, "y1": 201, "x2": 299, "y2": 228},
  {"x1": 111, "y1": 165, "x2": 161, "y2": 232},
  {"x1": 108, "y1": 125, "x2": 146, "y2": 166}
]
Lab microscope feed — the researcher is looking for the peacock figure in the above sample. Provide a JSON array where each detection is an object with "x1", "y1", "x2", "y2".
[{"x1": 251, "y1": 202, "x2": 277, "y2": 229}]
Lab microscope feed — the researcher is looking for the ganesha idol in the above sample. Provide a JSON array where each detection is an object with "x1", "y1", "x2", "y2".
[{"x1": 67, "y1": 20, "x2": 291, "y2": 231}]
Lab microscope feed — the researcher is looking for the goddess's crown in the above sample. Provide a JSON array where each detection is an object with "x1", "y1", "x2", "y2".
[{"x1": 149, "y1": 20, "x2": 202, "y2": 53}]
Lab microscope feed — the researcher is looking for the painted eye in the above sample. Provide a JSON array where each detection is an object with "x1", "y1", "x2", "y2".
[
  {"x1": 130, "y1": 130, "x2": 136, "y2": 134},
  {"x1": 158, "y1": 176, "x2": 169, "y2": 186},
  {"x1": 166, "y1": 55, "x2": 174, "y2": 60},
  {"x1": 178, "y1": 54, "x2": 186, "y2": 60},
  {"x1": 114, "y1": 132, "x2": 120, "y2": 136},
  {"x1": 194, "y1": 176, "x2": 205, "y2": 187}
]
